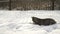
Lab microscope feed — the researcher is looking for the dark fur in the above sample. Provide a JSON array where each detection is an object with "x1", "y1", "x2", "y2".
[{"x1": 32, "y1": 17, "x2": 56, "y2": 26}]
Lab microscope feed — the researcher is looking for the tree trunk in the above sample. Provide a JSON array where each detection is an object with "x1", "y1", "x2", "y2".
[
  {"x1": 9, "y1": 0, "x2": 11, "y2": 10},
  {"x1": 51, "y1": 1, "x2": 54, "y2": 10}
]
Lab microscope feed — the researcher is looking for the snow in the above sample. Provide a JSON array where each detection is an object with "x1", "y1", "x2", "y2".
[
  {"x1": 48, "y1": 29, "x2": 60, "y2": 34},
  {"x1": 0, "y1": 10, "x2": 60, "y2": 34}
]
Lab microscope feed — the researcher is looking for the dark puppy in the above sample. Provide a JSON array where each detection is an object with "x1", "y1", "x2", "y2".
[{"x1": 32, "y1": 17, "x2": 56, "y2": 26}]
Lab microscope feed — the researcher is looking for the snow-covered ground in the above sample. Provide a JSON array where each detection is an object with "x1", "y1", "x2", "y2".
[{"x1": 0, "y1": 10, "x2": 60, "y2": 34}]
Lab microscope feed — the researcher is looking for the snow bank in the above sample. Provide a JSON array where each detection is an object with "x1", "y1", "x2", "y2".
[
  {"x1": 0, "y1": 23, "x2": 60, "y2": 34},
  {"x1": 0, "y1": 11, "x2": 60, "y2": 24}
]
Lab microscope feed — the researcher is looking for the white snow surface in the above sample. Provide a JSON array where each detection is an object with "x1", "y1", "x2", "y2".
[{"x1": 0, "y1": 10, "x2": 60, "y2": 34}]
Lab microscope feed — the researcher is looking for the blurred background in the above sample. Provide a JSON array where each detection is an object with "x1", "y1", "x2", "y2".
[{"x1": 0, "y1": 0, "x2": 60, "y2": 10}]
